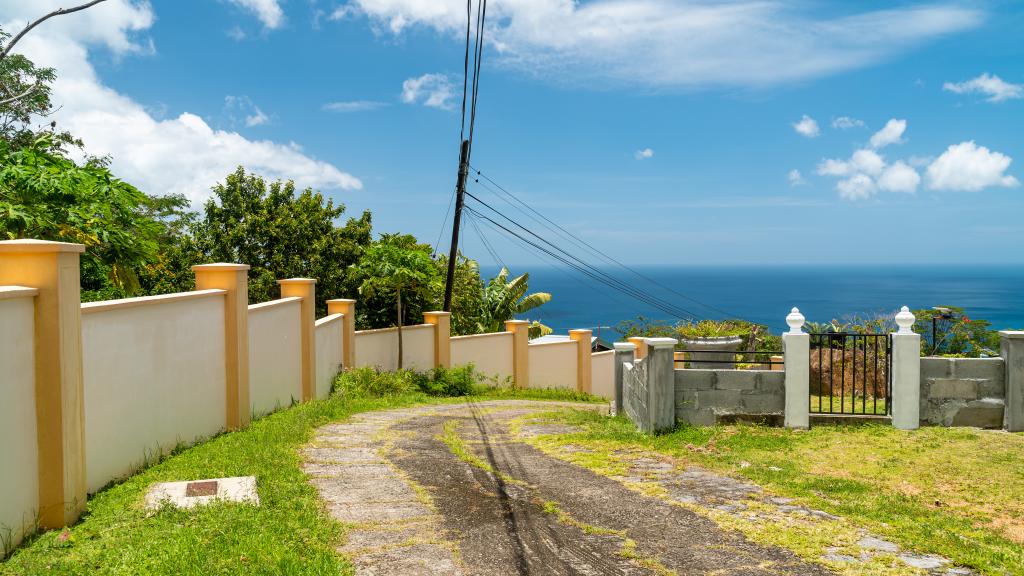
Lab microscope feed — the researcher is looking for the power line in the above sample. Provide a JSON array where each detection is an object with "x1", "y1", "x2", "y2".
[
  {"x1": 470, "y1": 166, "x2": 746, "y2": 321},
  {"x1": 464, "y1": 204, "x2": 698, "y2": 322},
  {"x1": 466, "y1": 209, "x2": 506, "y2": 269},
  {"x1": 464, "y1": 188, "x2": 704, "y2": 320},
  {"x1": 432, "y1": 189, "x2": 456, "y2": 257}
]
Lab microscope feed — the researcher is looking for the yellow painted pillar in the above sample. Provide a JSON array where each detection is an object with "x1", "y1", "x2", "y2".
[
  {"x1": 628, "y1": 336, "x2": 648, "y2": 360},
  {"x1": 505, "y1": 320, "x2": 530, "y2": 389},
  {"x1": 569, "y1": 329, "x2": 593, "y2": 393},
  {"x1": 424, "y1": 311, "x2": 451, "y2": 368},
  {"x1": 193, "y1": 263, "x2": 251, "y2": 429},
  {"x1": 279, "y1": 278, "x2": 316, "y2": 402},
  {"x1": 327, "y1": 299, "x2": 356, "y2": 369},
  {"x1": 0, "y1": 239, "x2": 86, "y2": 528}
]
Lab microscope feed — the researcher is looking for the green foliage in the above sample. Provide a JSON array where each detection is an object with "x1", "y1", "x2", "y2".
[
  {"x1": 910, "y1": 306, "x2": 1000, "y2": 358},
  {"x1": 675, "y1": 319, "x2": 749, "y2": 339},
  {"x1": 476, "y1": 267, "x2": 552, "y2": 335},
  {"x1": 192, "y1": 167, "x2": 372, "y2": 315},
  {"x1": 433, "y1": 253, "x2": 485, "y2": 336},
  {"x1": 0, "y1": 29, "x2": 78, "y2": 151},
  {"x1": 333, "y1": 365, "x2": 475, "y2": 398},
  {"x1": 0, "y1": 135, "x2": 160, "y2": 294}
]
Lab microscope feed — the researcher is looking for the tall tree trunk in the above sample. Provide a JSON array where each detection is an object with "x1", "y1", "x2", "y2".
[{"x1": 396, "y1": 287, "x2": 403, "y2": 370}]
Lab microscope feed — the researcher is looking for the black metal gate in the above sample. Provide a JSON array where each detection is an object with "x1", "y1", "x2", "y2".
[{"x1": 809, "y1": 333, "x2": 891, "y2": 415}]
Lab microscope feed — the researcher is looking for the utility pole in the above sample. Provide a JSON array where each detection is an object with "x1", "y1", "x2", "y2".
[{"x1": 443, "y1": 139, "x2": 471, "y2": 312}]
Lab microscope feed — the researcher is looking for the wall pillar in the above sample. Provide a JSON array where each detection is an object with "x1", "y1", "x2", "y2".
[
  {"x1": 504, "y1": 320, "x2": 530, "y2": 388},
  {"x1": 0, "y1": 240, "x2": 87, "y2": 528},
  {"x1": 783, "y1": 307, "x2": 809, "y2": 430},
  {"x1": 645, "y1": 337, "x2": 677, "y2": 432},
  {"x1": 569, "y1": 329, "x2": 593, "y2": 393},
  {"x1": 327, "y1": 299, "x2": 356, "y2": 370},
  {"x1": 1000, "y1": 331, "x2": 1024, "y2": 432},
  {"x1": 891, "y1": 306, "x2": 921, "y2": 430},
  {"x1": 279, "y1": 279, "x2": 316, "y2": 402},
  {"x1": 424, "y1": 311, "x2": 452, "y2": 368},
  {"x1": 628, "y1": 336, "x2": 647, "y2": 360},
  {"x1": 613, "y1": 342, "x2": 637, "y2": 416},
  {"x1": 193, "y1": 263, "x2": 251, "y2": 430}
]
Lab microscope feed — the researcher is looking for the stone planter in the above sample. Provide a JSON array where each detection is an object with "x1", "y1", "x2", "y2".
[{"x1": 679, "y1": 336, "x2": 743, "y2": 369}]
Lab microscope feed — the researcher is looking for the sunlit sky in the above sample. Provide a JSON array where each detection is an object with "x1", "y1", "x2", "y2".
[{"x1": 3, "y1": 0, "x2": 1022, "y2": 264}]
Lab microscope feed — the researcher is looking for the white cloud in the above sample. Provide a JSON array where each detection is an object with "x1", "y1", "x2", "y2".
[
  {"x1": 850, "y1": 149, "x2": 885, "y2": 176},
  {"x1": 224, "y1": 95, "x2": 270, "y2": 127},
  {"x1": 336, "y1": 1, "x2": 982, "y2": 89},
  {"x1": 793, "y1": 115, "x2": 820, "y2": 138},
  {"x1": 869, "y1": 118, "x2": 906, "y2": 148},
  {"x1": 926, "y1": 141, "x2": 1019, "y2": 191},
  {"x1": 634, "y1": 148, "x2": 654, "y2": 160},
  {"x1": 226, "y1": 25, "x2": 246, "y2": 41},
  {"x1": 818, "y1": 142, "x2": 920, "y2": 199},
  {"x1": 831, "y1": 116, "x2": 864, "y2": 130},
  {"x1": 877, "y1": 161, "x2": 920, "y2": 193},
  {"x1": 323, "y1": 100, "x2": 389, "y2": 112},
  {"x1": 401, "y1": 73, "x2": 455, "y2": 109},
  {"x1": 2, "y1": 1, "x2": 361, "y2": 205},
  {"x1": 837, "y1": 174, "x2": 876, "y2": 201},
  {"x1": 225, "y1": 0, "x2": 284, "y2": 29},
  {"x1": 943, "y1": 73, "x2": 1023, "y2": 103},
  {"x1": 787, "y1": 169, "x2": 804, "y2": 186}
]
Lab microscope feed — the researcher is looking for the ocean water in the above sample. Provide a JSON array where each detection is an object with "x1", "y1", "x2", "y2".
[{"x1": 500, "y1": 265, "x2": 1024, "y2": 337}]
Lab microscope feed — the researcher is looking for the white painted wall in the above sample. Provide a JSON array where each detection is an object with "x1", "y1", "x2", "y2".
[
  {"x1": 529, "y1": 341, "x2": 578, "y2": 390},
  {"x1": 355, "y1": 328, "x2": 399, "y2": 370},
  {"x1": 0, "y1": 294, "x2": 38, "y2": 552},
  {"x1": 82, "y1": 293, "x2": 227, "y2": 493},
  {"x1": 249, "y1": 298, "x2": 302, "y2": 416},
  {"x1": 401, "y1": 324, "x2": 435, "y2": 372},
  {"x1": 314, "y1": 314, "x2": 343, "y2": 399},
  {"x1": 451, "y1": 332, "x2": 514, "y2": 384},
  {"x1": 591, "y1": 350, "x2": 614, "y2": 399}
]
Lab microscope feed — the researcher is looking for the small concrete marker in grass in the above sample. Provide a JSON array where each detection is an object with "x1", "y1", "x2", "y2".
[{"x1": 144, "y1": 476, "x2": 259, "y2": 510}]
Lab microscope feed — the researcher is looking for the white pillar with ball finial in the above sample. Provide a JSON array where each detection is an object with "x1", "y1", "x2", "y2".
[
  {"x1": 783, "y1": 307, "x2": 810, "y2": 429},
  {"x1": 891, "y1": 306, "x2": 921, "y2": 430}
]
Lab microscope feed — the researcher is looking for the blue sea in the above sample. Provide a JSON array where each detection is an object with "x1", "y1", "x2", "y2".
[{"x1": 498, "y1": 265, "x2": 1024, "y2": 337}]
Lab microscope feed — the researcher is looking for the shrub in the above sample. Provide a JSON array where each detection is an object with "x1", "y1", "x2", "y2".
[{"x1": 332, "y1": 364, "x2": 477, "y2": 398}]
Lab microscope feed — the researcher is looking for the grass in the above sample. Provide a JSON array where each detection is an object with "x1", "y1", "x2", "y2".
[
  {"x1": 0, "y1": 374, "x2": 601, "y2": 575},
  {"x1": 521, "y1": 410, "x2": 1024, "y2": 576},
  {"x1": 809, "y1": 394, "x2": 888, "y2": 415}
]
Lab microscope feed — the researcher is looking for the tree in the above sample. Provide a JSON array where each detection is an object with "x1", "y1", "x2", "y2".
[
  {"x1": 191, "y1": 167, "x2": 372, "y2": 315},
  {"x1": 476, "y1": 267, "x2": 552, "y2": 335},
  {"x1": 433, "y1": 252, "x2": 485, "y2": 336},
  {"x1": 0, "y1": 134, "x2": 160, "y2": 295},
  {"x1": 354, "y1": 238, "x2": 441, "y2": 368}
]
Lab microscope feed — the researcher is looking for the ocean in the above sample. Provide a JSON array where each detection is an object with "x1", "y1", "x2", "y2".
[{"x1": 498, "y1": 265, "x2": 1024, "y2": 338}]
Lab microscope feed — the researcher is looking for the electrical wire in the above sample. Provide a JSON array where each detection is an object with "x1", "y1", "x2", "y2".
[{"x1": 470, "y1": 166, "x2": 746, "y2": 320}]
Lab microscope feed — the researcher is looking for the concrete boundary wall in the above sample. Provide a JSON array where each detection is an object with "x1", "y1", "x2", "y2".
[
  {"x1": 451, "y1": 332, "x2": 514, "y2": 384},
  {"x1": 675, "y1": 369, "x2": 785, "y2": 426},
  {"x1": 249, "y1": 298, "x2": 303, "y2": 417},
  {"x1": 82, "y1": 291, "x2": 228, "y2": 493},
  {"x1": 528, "y1": 341, "x2": 577, "y2": 390},
  {"x1": 0, "y1": 290, "x2": 39, "y2": 553},
  {"x1": 591, "y1": 350, "x2": 614, "y2": 400},
  {"x1": 920, "y1": 357, "x2": 1005, "y2": 428},
  {"x1": 314, "y1": 314, "x2": 344, "y2": 399}
]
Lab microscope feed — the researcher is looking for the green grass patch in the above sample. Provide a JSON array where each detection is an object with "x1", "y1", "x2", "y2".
[
  {"x1": 810, "y1": 395, "x2": 888, "y2": 415},
  {"x1": 1, "y1": 368, "x2": 603, "y2": 575},
  {"x1": 525, "y1": 410, "x2": 1024, "y2": 576}
]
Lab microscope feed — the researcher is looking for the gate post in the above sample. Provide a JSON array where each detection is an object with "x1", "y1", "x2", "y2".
[
  {"x1": 891, "y1": 306, "x2": 921, "y2": 430},
  {"x1": 613, "y1": 342, "x2": 636, "y2": 415},
  {"x1": 999, "y1": 331, "x2": 1024, "y2": 432},
  {"x1": 783, "y1": 307, "x2": 809, "y2": 429},
  {"x1": 645, "y1": 337, "x2": 677, "y2": 432}
]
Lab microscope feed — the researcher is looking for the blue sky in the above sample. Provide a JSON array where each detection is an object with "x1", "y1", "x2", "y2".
[{"x1": 3, "y1": 0, "x2": 1023, "y2": 265}]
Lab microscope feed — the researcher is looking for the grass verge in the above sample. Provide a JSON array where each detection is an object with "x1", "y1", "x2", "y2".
[
  {"x1": 523, "y1": 410, "x2": 1024, "y2": 576},
  {"x1": 1, "y1": 377, "x2": 601, "y2": 575}
]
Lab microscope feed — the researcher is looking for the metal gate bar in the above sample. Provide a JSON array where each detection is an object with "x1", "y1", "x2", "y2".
[{"x1": 809, "y1": 333, "x2": 891, "y2": 416}]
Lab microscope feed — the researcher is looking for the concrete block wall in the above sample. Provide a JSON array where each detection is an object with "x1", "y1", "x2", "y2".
[
  {"x1": 920, "y1": 357, "x2": 1005, "y2": 428},
  {"x1": 675, "y1": 369, "x2": 785, "y2": 426}
]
